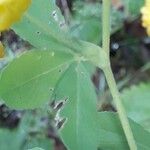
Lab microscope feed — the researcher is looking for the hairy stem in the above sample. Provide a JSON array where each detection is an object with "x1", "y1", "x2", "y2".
[{"x1": 102, "y1": 0, "x2": 137, "y2": 149}]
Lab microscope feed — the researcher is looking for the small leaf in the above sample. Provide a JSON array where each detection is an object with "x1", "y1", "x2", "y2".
[
  {"x1": 53, "y1": 62, "x2": 150, "y2": 150},
  {"x1": 28, "y1": 148, "x2": 45, "y2": 150},
  {"x1": 0, "y1": 111, "x2": 53, "y2": 150},
  {"x1": 20, "y1": 111, "x2": 53, "y2": 150},
  {"x1": 0, "y1": 50, "x2": 73, "y2": 109},
  {"x1": 123, "y1": 0, "x2": 144, "y2": 18},
  {"x1": 70, "y1": 2, "x2": 124, "y2": 44},
  {"x1": 12, "y1": 0, "x2": 68, "y2": 51},
  {"x1": 122, "y1": 83, "x2": 150, "y2": 131},
  {"x1": 0, "y1": 129, "x2": 24, "y2": 150},
  {"x1": 12, "y1": 0, "x2": 106, "y2": 68}
]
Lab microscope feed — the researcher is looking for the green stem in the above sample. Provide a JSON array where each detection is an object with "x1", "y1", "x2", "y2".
[
  {"x1": 103, "y1": 67, "x2": 137, "y2": 150},
  {"x1": 102, "y1": 0, "x2": 110, "y2": 57},
  {"x1": 102, "y1": 0, "x2": 137, "y2": 150}
]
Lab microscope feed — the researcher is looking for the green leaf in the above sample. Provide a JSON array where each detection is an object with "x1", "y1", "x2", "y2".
[
  {"x1": 70, "y1": 2, "x2": 102, "y2": 44},
  {"x1": 0, "y1": 43, "x2": 105, "y2": 110},
  {"x1": 0, "y1": 50, "x2": 73, "y2": 109},
  {"x1": 20, "y1": 111, "x2": 53, "y2": 150},
  {"x1": 70, "y1": 2, "x2": 124, "y2": 44},
  {"x1": 12, "y1": 0, "x2": 69, "y2": 52},
  {"x1": 24, "y1": 138, "x2": 52, "y2": 150},
  {"x1": 28, "y1": 148, "x2": 45, "y2": 150},
  {"x1": 0, "y1": 111, "x2": 53, "y2": 150},
  {"x1": 123, "y1": 0, "x2": 144, "y2": 18},
  {"x1": 53, "y1": 63, "x2": 150, "y2": 150},
  {"x1": 12, "y1": 0, "x2": 85, "y2": 57},
  {"x1": 53, "y1": 63, "x2": 100, "y2": 150},
  {"x1": 12, "y1": 0, "x2": 107, "y2": 69},
  {"x1": 0, "y1": 129, "x2": 24, "y2": 150},
  {"x1": 122, "y1": 83, "x2": 150, "y2": 131},
  {"x1": 0, "y1": 129, "x2": 51, "y2": 150}
]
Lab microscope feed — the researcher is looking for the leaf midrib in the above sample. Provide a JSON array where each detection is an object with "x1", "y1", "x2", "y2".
[
  {"x1": 76, "y1": 64, "x2": 80, "y2": 148},
  {"x1": 1, "y1": 59, "x2": 74, "y2": 95}
]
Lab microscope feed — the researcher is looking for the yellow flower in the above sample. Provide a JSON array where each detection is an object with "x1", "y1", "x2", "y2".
[
  {"x1": 0, "y1": 42, "x2": 5, "y2": 58},
  {"x1": 141, "y1": 0, "x2": 150, "y2": 36},
  {"x1": 0, "y1": 0, "x2": 31, "y2": 31}
]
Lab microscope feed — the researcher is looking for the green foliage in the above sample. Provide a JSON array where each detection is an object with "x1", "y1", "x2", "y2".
[
  {"x1": 123, "y1": 0, "x2": 144, "y2": 18},
  {"x1": 70, "y1": 2, "x2": 124, "y2": 44},
  {"x1": 0, "y1": 129, "x2": 51, "y2": 150},
  {"x1": 53, "y1": 63, "x2": 150, "y2": 150},
  {"x1": 0, "y1": 112, "x2": 53, "y2": 150},
  {"x1": 122, "y1": 83, "x2": 150, "y2": 131},
  {"x1": 0, "y1": 0, "x2": 109, "y2": 109},
  {"x1": 12, "y1": 0, "x2": 100, "y2": 59},
  {"x1": 0, "y1": 129, "x2": 24, "y2": 150},
  {"x1": 0, "y1": 0, "x2": 149, "y2": 150},
  {"x1": 20, "y1": 112, "x2": 53, "y2": 150},
  {"x1": 70, "y1": 2, "x2": 102, "y2": 44},
  {"x1": 11, "y1": 0, "x2": 106, "y2": 67},
  {"x1": 0, "y1": 50, "x2": 73, "y2": 109},
  {"x1": 28, "y1": 148, "x2": 45, "y2": 150},
  {"x1": 69, "y1": 0, "x2": 144, "y2": 44},
  {"x1": 12, "y1": 0, "x2": 67, "y2": 51},
  {"x1": 0, "y1": 44, "x2": 105, "y2": 110},
  {"x1": 53, "y1": 63, "x2": 100, "y2": 150}
]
